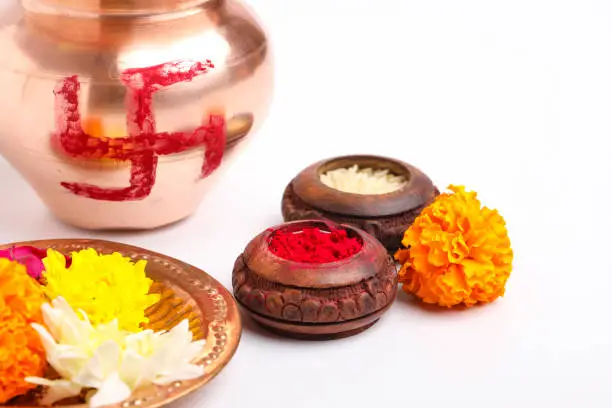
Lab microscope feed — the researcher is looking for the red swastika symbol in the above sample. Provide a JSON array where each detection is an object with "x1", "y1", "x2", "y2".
[{"x1": 53, "y1": 60, "x2": 226, "y2": 202}]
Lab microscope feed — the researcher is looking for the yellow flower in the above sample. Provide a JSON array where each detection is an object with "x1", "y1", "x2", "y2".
[
  {"x1": 42, "y1": 249, "x2": 160, "y2": 332},
  {"x1": 394, "y1": 185, "x2": 513, "y2": 307}
]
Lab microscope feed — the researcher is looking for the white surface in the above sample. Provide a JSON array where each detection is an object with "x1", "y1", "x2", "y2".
[{"x1": 1, "y1": 0, "x2": 611, "y2": 406}]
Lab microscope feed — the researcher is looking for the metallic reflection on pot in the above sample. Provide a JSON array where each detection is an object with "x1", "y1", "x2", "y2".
[{"x1": 226, "y1": 113, "x2": 254, "y2": 147}]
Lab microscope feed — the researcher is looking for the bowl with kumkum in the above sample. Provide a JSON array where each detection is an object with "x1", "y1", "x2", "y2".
[
  {"x1": 232, "y1": 220, "x2": 397, "y2": 340},
  {"x1": 281, "y1": 155, "x2": 439, "y2": 251}
]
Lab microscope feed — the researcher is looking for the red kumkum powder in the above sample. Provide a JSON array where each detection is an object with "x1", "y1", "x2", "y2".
[{"x1": 268, "y1": 227, "x2": 362, "y2": 263}]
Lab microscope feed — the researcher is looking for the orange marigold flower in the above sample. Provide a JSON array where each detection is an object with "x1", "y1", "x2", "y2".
[
  {"x1": 0, "y1": 258, "x2": 47, "y2": 403},
  {"x1": 394, "y1": 185, "x2": 513, "y2": 307}
]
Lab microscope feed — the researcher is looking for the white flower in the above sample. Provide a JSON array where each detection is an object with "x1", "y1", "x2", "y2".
[{"x1": 26, "y1": 297, "x2": 206, "y2": 407}]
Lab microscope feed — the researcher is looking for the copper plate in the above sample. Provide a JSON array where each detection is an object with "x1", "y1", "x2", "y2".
[{"x1": 1, "y1": 239, "x2": 241, "y2": 408}]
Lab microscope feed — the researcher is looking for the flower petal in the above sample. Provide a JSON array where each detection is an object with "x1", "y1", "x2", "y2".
[
  {"x1": 119, "y1": 350, "x2": 150, "y2": 390},
  {"x1": 25, "y1": 377, "x2": 82, "y2": 405},
  {"x1": 74, "y1": 340, "x2": 121, "y2": 388},
  {"x1": 153, "y1": 363, "x2": 204, "y2": 385},
  {"x1": 0, "y1": 246, "x2": 48, "y2": 279},
  {"x1": 87, "y1": 372, "x2": 132, "y2": 408}
]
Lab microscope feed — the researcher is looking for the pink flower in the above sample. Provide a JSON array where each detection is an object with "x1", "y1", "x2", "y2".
[{"x1": 0, "y1": 246, "x2": 48, "y2": 280}]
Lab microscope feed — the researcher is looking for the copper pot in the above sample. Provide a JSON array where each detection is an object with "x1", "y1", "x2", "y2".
[{"x1": 0, "y1": 0, "x2": 273, "y2": 229}]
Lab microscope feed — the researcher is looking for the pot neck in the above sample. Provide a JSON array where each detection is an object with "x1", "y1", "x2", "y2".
[
  {"x1": 21, "y1": 0, "x2": 226, "y2": 49},
  {"x1": 21, "y1": 0, "x2": 222, "y2": 16}
]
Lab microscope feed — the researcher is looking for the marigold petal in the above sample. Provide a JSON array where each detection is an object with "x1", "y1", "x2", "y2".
[{"x1": 0, "y1": 259, "x2": 47, "y2": 403}]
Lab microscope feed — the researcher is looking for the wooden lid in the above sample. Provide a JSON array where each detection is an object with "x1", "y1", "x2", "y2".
[{"x1": 292, "y1": 155, "x2": 436, "y2": 218}]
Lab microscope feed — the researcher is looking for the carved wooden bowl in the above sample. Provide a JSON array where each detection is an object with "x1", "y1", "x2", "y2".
[
  {"x1": 2, "y1": 239, "x2": 241, "y2": 408},
  {"x1": 232, "y1": 220, "x2": 398, "y2": 340},
  {"x1": 281, "y1": 155, "x2": 439, "y2": 252}
]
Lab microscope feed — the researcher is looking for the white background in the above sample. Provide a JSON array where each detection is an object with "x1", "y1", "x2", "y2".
[{"x1": 1, "y1": 0, "x2": 611, "y2": 406}]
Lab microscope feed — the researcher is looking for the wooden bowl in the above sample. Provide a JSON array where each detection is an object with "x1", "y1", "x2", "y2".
[
  {"x1": 281, "y1": 155, "x2": 439, "y2": 252},
  {"x1": 232, "y1": 220, "x2": 397, "y2": 340},
  {"x1": 2, "y1": 239, "x2": 241, "y2": 408}
]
